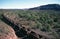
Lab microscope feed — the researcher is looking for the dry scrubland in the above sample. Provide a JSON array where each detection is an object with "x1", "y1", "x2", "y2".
[{"x1": 0, "y1": 9, "x2": 60, "y2": 39}]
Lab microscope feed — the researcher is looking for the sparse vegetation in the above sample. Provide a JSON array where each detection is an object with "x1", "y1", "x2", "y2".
[{"x1": 0, "y1": 9, "x2": 60, "y2": 39}]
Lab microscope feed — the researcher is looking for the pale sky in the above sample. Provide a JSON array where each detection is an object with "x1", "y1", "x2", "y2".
[{"x1": 0, "y1": 0, "x2": 60, "y2": 9}]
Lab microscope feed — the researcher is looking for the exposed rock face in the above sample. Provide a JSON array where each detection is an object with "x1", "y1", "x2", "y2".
[{"x1": 0, "y1": 22, "x2": 17, "y2": 39}]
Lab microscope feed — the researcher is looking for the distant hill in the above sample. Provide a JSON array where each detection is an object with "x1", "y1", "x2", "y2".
[{"x1": 29, "y1": 4, "x2": 60, "y2": 10}]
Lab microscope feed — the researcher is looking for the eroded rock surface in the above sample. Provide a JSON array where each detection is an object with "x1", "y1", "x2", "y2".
[{"x1": 0, "y1": 21, "x2": 17, "y2": 39}]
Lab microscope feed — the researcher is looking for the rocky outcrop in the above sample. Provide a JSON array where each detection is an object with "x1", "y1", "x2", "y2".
[{"x1": 0, "y1": 21, "x2": 18, "y2": 39}]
